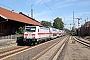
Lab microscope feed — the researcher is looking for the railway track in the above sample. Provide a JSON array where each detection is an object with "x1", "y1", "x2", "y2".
[
  {"x1": 31, "y1": 36, "x2": 69, "y2": 60},
  {"x1": 0, "y1": 36, "x2": 68, "y2": 60},
  {"x1": 73, "y1": 36, "x2": 90, "y2": 48},
  {"x1": 0, "y1": 46, "x2": 30, "y2": 59}
]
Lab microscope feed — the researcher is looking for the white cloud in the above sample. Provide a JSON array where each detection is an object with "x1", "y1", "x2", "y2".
[
  {"x1": 35, "y1": 0, "x2": 42, "y2": 5},
  {"x1": 75, "y1": 12, "x2": 90, "y2": 18},
  {"x1": 57, "y1": 4, "x2": 73, "y2": 8},
  {"x1": 57, "y1": 0, "x2": 77, "y2": 5},
  {"x1": 35, "y1": 0, "x2": 51, "y2": 5},
  {"x1": 56, "y1": 0, "x2": 76, "y2": 9},
  {"x1": 66, "y1": 0, "x2": 77, "y2": 2},
  {"x1": 34, "y1": 10, "x2": 53, "y2": 22},
  {"x1": 78, "y1": 0, "x2": 90, "y2": 6}
]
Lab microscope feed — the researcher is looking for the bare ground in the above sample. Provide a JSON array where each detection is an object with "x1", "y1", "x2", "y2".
[{"x1": 58, "y1": 36, "x2": 90, "y2": 60}]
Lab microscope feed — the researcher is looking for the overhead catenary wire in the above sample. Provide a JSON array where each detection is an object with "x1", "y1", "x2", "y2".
[
  {"x1": 51, "y1": 0, "x2": 58, "y2": 15},
  {"x1": 80, "y1": 10, "x2": 90, "y2": 18},
  {"x1": 15, "y1": 0, "x2": 29, "y2": 13},
  {"x1": 15, "y1": 0, "x2": 35, "y2": 17},
  {"x1": 0, "y1": 4, "x2": 19, "y2": 12},
  {"x1": 51, "y1": 0, "x2": 57, "y2": 13},
  {"x1": 0, "y1": 1, "x2": 29, "y2": 14},
  {"x1": 41, "y1": 0, "x2": 57, "y2": 16},
  {"x1": 51, "y1": 0, "x2": 60, "y2": 16},
  {"x1": 79, "y1": 11, "x2": 90, "y2": 23},
  {"x1": 0, "y1": 4, "x2": 13, "y2": 10}
]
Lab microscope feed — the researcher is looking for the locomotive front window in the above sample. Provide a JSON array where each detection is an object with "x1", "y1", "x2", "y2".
[
  {"x1": 25, "y1": 27, "x2": 36, "y2": 32},
  {"x1": 25, "y1": 28, "x2": 30, "y2": 32}
]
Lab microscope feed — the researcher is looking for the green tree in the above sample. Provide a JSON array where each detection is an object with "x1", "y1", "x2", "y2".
[
  {"x1": 15, "y1": 26, "x2": 25, "y2": 34},
  {"x1": 53, "y1": 17, "x2": 64, "y2": 30},
  {"x1": 41, "y1": 21, "x2": 51, "y2": 26},
  {"x1": 64, "y1": 28, "x2": 70, "y2": 35}
]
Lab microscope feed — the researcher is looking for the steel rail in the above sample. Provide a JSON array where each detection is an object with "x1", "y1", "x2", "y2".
[
  {"x1": 0, "y1": 46, "x2": 30, "y2": 59},
  {"x1": 75, "y1": 36, "x2": 90, "y2": 44},
  {"x1": 51, "y1": 36, "x2": 69, "y2": 60},
  {"x1": 31, "y1": 36, "x2": 69, "y2": 60},
  {"x1": 0, "y1": 36, "x2": 67, "y2": 60},
  {"x1": 73, "y1": 36, "x2": 90, "y2": 48}
]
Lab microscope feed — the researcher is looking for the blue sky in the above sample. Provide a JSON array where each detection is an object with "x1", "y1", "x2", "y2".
[{"x1": 0, "y1": 0, "x2": 90, "y2": 29}]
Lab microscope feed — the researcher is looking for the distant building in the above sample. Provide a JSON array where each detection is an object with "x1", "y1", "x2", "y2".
[
  {"x1": 0, "y1": 7, "x2": 42, "y2": 36},
  {"x1": 77, "y1": 21, "x2": 90, "y2": 36}
]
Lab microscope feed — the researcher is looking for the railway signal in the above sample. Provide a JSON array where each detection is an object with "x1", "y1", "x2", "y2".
[{"x1": 74, "y1": 18, "x2": 82, "y2": 28}]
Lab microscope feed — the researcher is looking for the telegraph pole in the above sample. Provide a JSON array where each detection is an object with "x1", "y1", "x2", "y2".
[{"x1": 31, "y1": 5, "x2": 33, "y2": 18}]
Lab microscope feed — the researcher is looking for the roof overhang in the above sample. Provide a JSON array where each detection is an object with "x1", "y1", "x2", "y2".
[
  {"x1": 0, "y1": 14, "x2": 8, "y2": 22},
  {"x1": 0, "y1": 7, "x2": 42, "y2": 26},
  {"x1": 0, "y1": 14, "x2": 7, "y2": 19}
]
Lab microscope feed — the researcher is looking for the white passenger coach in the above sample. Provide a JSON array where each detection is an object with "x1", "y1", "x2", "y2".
[{"x1": 17, "y1": 26, "x2": 66, "y2": 45}]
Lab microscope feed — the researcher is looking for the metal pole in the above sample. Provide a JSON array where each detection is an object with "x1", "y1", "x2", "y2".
[
  {"x1": 87, "y1": 17, "x2": 88, "y2": 22},
  {"x1": 73, "y1": 11, "x2": 74, "y2": 28},
  {"x1": 31, "y1": 5, "x2": 33, "y2": 18}
]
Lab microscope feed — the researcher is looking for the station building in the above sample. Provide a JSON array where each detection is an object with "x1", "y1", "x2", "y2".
[{"x1": 0, "y1": 7, "x2": 42, "y2": 36}]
